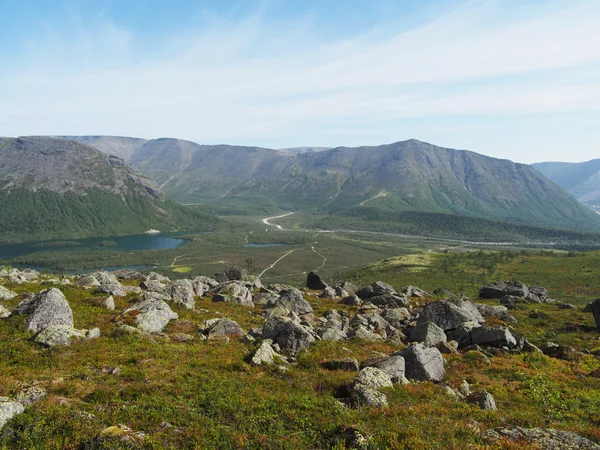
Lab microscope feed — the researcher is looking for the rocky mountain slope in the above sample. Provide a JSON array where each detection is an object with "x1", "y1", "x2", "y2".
[
  {"x1": 533, "y1": 159, "x2": 600, "y2": 211},
  {"x1": 66, "y1": 136, "x2": 600, "y2": 231},
  {"x1": 0, "y1": 137, "x2": 220, "y2": 242}
]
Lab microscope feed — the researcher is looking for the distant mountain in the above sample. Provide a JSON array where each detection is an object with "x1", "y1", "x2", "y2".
[
  {"x1": 56, "y1": 135, "x2": 148, "y2": 161},
  {"x1": 63, "y1": 135, "x2": 600, "y2": 232},
  {"x1": 277, "y1": 147, "x2": 331, "y2": 154},
  {"x1": 0, "y1": 137, "x2": 220, "y2": 243},
  {"x1": 532, "y1": 160, "x2": 600, "y2": 211}
]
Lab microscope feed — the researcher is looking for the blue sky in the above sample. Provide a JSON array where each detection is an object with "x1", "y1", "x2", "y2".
[{"x1": 1, "y1": 0, "x2": 599, "y2": 163}]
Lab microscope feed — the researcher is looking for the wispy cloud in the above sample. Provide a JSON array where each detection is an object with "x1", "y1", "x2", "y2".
[{"x1": 1, "y1": 0, "x2": 599, "y2": 162}]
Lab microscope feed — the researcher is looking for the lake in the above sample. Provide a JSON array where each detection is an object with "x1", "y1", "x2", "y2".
[{"x1": 0, "y1": 233, "x2": 187, "y2": 259}]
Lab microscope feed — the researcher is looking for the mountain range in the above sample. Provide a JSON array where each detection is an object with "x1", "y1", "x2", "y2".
[
  {"x1": 0, "y1": 137, "x2": 220, "y2": 243},
  {"x1": 62, "y1": 135, "x2": 600, "y2": 232},
  {"x1": 532, "y1": 160, "x2": 600, "y2": 212}
]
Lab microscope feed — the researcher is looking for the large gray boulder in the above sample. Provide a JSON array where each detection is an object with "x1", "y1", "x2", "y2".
[
  {"x1": 417, "y1": 300, "x2": 483, "y2": 331},
  {"x1": 140, "y1": 279, "x2": 167, "y2": 294},
  {"x1": 34, "y1": 325, "x2": 86, "y2": 347},
  {"x1": 483, "y1": 427, "x2": 600, "y2": 449},
  {"x1": 479, "y1": 281, "x2": 529, "y2": 299},
  {"x1": 214, "y1": 266, "x2": 247, "y2": 283},
  {"x1": 120, "y1": 299, "x2": 178, "y2": 333},
  {"x1": 95, "y1": 284, "x2": 127, "y2": 297},
  {"x1": 262, "y1": 316, "x2": 315, "y2": 355},
  {"x1": 76, "y1": 275, "x2": 100, "y2": 288},
  {"x1": 202, "y1": 318, "x2": 245, "y2": 338},
  {"x1": 251, "y1": 341, "x2": 278, "y2": 365},
  {"x1": 90, "y1": 270, "x2": 120, "y2": 286},
  {"x1": 0, "y1": 285, "x2": 17, "y2": 301},
  {"x1": 212, "y1": 282, "x2": 254, "y2": 307},
  {"x1": 349, "y1": 367, "x2": 393, "y2": 408},
  {"x1": 11, "y1": 288, "x2": 73, "y2": 333},
  {"x1": 306, "y1": 272, "x2": 328, "y2": 290},
  {"x1": 584, "y1": 299, "x2": 600, "y2": 330},
  {"x1": 356, "y1": 281, "x2": 397, "y2": 300},
  {"x1": 369, "y1": 294, "x2": 408, "y2": 307},
  {"x1": 397, "y1": 343, "x2": 445, "y2": 382},
  {"x1": 526, "y1": 286, "x2": 548, "y2": 303},
  {"x1": 409, "y1": 321, "x2": 447, "y2": 348},
  {"x1": 470, "y1": 326, "x2": 517, "y2": 348},
  {"x1": 0, "y1": 398, "x2": 25, "y2": 430},
  {"x1": 475, "y1": 304, "x2": 516, "y2": 323},
  {"x1": 166, "y1": 279, "x2": 196, "y2": 309},
  {"x1": 266, "y1": 288, "x2": 312, "y2": 316},
  {"x1": 369, "y1": 355, "x2": 406, "y2": 383}
]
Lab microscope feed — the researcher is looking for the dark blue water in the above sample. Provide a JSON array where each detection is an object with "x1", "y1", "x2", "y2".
[{"x1": 0, "y1": 233, "x2": 186, "y2": 259}]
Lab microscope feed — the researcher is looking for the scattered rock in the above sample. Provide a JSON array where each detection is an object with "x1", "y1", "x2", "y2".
[
  {"x1": 262, "y1": 316, "x2": 315, "y2": 355},
  {"x1": 483, "y1": 427, "x2": 600, "y2": 449},
  {"x1": 0, "y1": 285, "x2": 17, "y2": 301},
  {"x1": 212, "y1": 282, "x2": 254, "y2": 307},
  {"x1": 120, "y1": 298, "x2": 178, "y2": 333},
  {"x1": 306, "y1": 272, "x2": 328, "y2": 290},
  {"x1": 349, "y1": 367, "x2": 393, "y2": 408},
  {"x1": 166, "y1": 279, "x2": 196, "y2": 309},
  {"x1": 479, "y1": 281, "x2": 529, "y2": 299},
  {"x1": 34, "y1": 325, "x2": 86, "y2": 346},
  {"x1": 475, "y1": 303, "x2": 517, "y2": 323},
  {"x1": 398, "y1": 343, "x2": 445, "y2": 382},
  {"x1": 101, "y1": 296, "x2": 115, "y2": 310},
  {"x1": 466, "y1": 390, "x2": 497, "y2": 410},
  {"x1": 403, "y1": 286, "x2": 429, "y2": 298},
  {"x1": 356, "y1": 281, "x2": 397, "y2": 300},
  {"x1": 11, "y1": 288, "x2": 73, "y2": 333},
  {"x1": 95, "y1": 284, "x2": 127, "y2": 297},
  {"x1": 0, "y1": 304, "x2": 10, "y2": 318},
  {"x1": 583, "y1": 299, "x2": 600, "y2": 330},
  {"x1": 470, "y1": 326, "x2": 517, "y2": 349},
  {"x1": 251, "y1": 341, "x2": 278, "y2": 365},
  {"x1": 214, "y1": 266, "x2": 247, "y2": 283},
  {"x1": 0, "y1": 398, "x2": 25, "y2": 430},
  {"x1": 93, "y1": 424, "x2": 146, "y2": 447},
  {"x1": 16, "y1": 386, "x2": 47, "y2": 406},
  {"x1": 409, "y1": 321, "x2": 447, "y2": 348},
  {"x1": 417, "y1": 300, "x2": 484, "y2": 331},
  {"x1": 76, "y1": 275, "x2": 101, "y2": 288},
  {"x1": 526, "y1": 286, "x2": 548, "y2": 303},
  {"x1": 202, "y1": 318, "x2": 245, "y2": 338}
]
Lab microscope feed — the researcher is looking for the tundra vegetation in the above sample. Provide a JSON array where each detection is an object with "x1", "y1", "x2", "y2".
[{"x1": 0, "y1": 248, "x2": 599, "y2": 449}]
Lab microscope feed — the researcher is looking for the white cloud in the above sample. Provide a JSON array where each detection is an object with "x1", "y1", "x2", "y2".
[{"x1": 1, "y1": 0, "x2": 599, "y2": 162}]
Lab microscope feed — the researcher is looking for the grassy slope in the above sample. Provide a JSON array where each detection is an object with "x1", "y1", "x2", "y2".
[
  {"x1": 0, "y1": 187, "x2": 222, "y2": 243},
  {"x1": 0, "y1": 251, "x2": 599, "y2": 448}
]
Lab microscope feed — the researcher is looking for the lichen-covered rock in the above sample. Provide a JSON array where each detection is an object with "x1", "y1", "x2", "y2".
[
  {"x1": 408, "y1": 321, "x2": 447, "y2": 348},
  {"x1": 251, "y1": 341, "x2": 278, "y2": 365},
  {"x1": 470, "y1": 326, "x2": 517, "y2": 349},
  {"x1": 339, "y1": 295, "x2": 362, "y2": 306},
  {"x1": 166, "y1": 279, "x2": 196, "y2": 309},
  {"x1": 349, "y1": 367, "x2": 393, "y2": 408},
  {"x1": 0, "y1": 398, "x2": 25, "y2": 430},
  {"x1": 214, "y1": 266, "x2": 247, "y2": 283},
  {"x1": 397, "y1": 343, "x2": 445, "y2": 382},
  {"x1": 212, "y1": 282, "x2": 254, "y2": 307},
  {"x1": 267, "y1": 288, "x2": 313, "y2": 316},
  {"x1": 475, "y1": 304, "x2": 517, "y2": 323},
  {"x1": 321, "y1": 286, "x2": 338, "y2": 299},
  {"x1": 202, "y1": 318, "x2": 245, "y2": 338},
  {"x1": 417, "y1": 300, "x2": 484, "y2": 331},
  {"x1": 34, "y1": 325, "x2": 86, "y2": 347},
  {"x1": 76, "y1": 275, "x2": 101, "y2": 288},
  {"x1": 262, "y1": 316, "x2": 315, "y2": 355},
  {"x1": 483, "y1": 427, "x2": 600, "y2": 449},
  {"x1": 95, "y1": 284, "x2": 127, "y2": 297},
  {"x1": 368, "y1": 294, "x2": 408, "y2": 307},
  {"x1": 11, "y1": 288, "x2": 73, "y2": 333},
  {"x1": 479, "y1": 281, "x2": 529, "y2": 299},
  {"x1": 0, "y1": 285, "x2": 17, "y2": 301},
  {"x1": 403, "y1": 286, "x2": 429, "y2": 298},
  {"x1": 0, "y1": 304, "x2": 11, "y2": 318},
  {"x1": 526, "y1": 285, "x2": 548, "y2": 303},
  {"x1": 466, "y1": 390, "x2": 497, "y2": 410},
  {"x1": 369, "y1": 355, "x2": 406, "y2": 383},
  {"x1": 120, "y1": 299, "x2": 178, "y2": 333}
]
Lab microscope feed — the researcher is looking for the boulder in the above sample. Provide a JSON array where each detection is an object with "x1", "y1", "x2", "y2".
[
  {"x1": 356, "y1": 281, "x2": 397, "y2": 300},
  {"x1": 483, "y1": 427, "x2": 600, "y2": 449},
  {"x1": 202, "y1": 318, "x2": 245, "y2": 338},
  {"x1": 266, "y1": 288, "x2": 312, "y2": 315},
  {"x1": 475, "y1": 304, "x2": 516, "y2": 322},
  {"x1": 409, "y1": 321, "x2": 447, "y2": 348},
  {"x1": 321, "y1": 286, "x2": 337, "y2": 299},
  {"x1": 339, "y1": 294, "x2": 362, "y2": 306},
  {"x1": 0, "y1": 285, "x2": 17, "y2": 301},
  {"x1": 349, "y1": 367, "x2": 393, "y2": 408},
  {"x1": 101, "y1": 296, "x2": 115, "y2": 310},
  {"x1": 526, "y1": 286, "x2": 548, "y2": 303},
  {"x1": 433, "y1": 287, "x2": 455, "y2": 298},
  {"x1": 417, "y1": 300, "x2": 483, "y2": 331},
  {"x1": 76, "y1": 275, "x2": 100, "y2": 288},
  {"x1": 192, "y1": 276, "x2": 220, "y2": 289},
  {"x1": 34, "y1": 325, "x2": 86, "y2": 347},
  {"x1": 120, "y1": 298, "x2": 178, "y2": 333},
  {"x1": 466, "y1": 391, "x2": 497, "y2": 410},
  {"x1": 397, "y1": 343, "x2": 445, "y2": 382},
  {"x1": 403, "y1": 286, "x2": 429, "y2": 298},
  {"x1": 0, "y1": 304, "x2": 10, "y2": 318},
  {"x1": 446, "y1": 321, "x2": 481, "y2": 348},
  {"x1": 214, "y1": 266, "x2": 247, "y2": 283},
  {"x1": 166, "y1": 279, "x2": 196, "y2": 309},
  {"x1": 95, "y1": 284, "x2": 127, "y2": 297},
  {"x1": 470, "y1": 326, "x2": 517, "y2": 349},
  {"x1": 479, "y1": 281, "x2": 529, "y2": 299},
  {"x1": 381, "y1": 308, "x2": 411, "y2": 329},
  {"x1": 348, "y1": 325, "x2": 384, "y2": 342},
  {"x1": 583, "y1": 299, "x2": 600, "y2": 330},
  {"x1": 212, "y1": 282, "x2": 254, "y2": 307},
  {"x1": 369, "y1": 294, "x2": 408, "y2": 307},
  {"x1": 145, "y1": 272, "x2": 171, "y2": 283},
  {"x1": 251, "y1": 341, "x2": 278, "y2": 365},
  {"x1": 306, "y1": 272, "x2": 328, "y2": 290},
  {"x1": 369, "y1": 355, "x2": 406, "y2": 383},
  {"x1": 499, "y1": 295, "x2": 528, "y2": 309},
  {"x1": 90, "y1": 270, "x2": 120, "y2": 286},
  {"x1": 140, "y1": 279, "x2": 167, "y2": 294},
  {"x1": 0, "y1": 398, "x2": 25, "y2": 430},
  {"x1": 262, "y1": 316, "x2": 315, "y2": 355},
  {"x1": 11, "y1": 288, "x2": 73, "y2": 333},
  {"x1": 353, "y1": 367, "x2": 393, "y2": 390}
]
